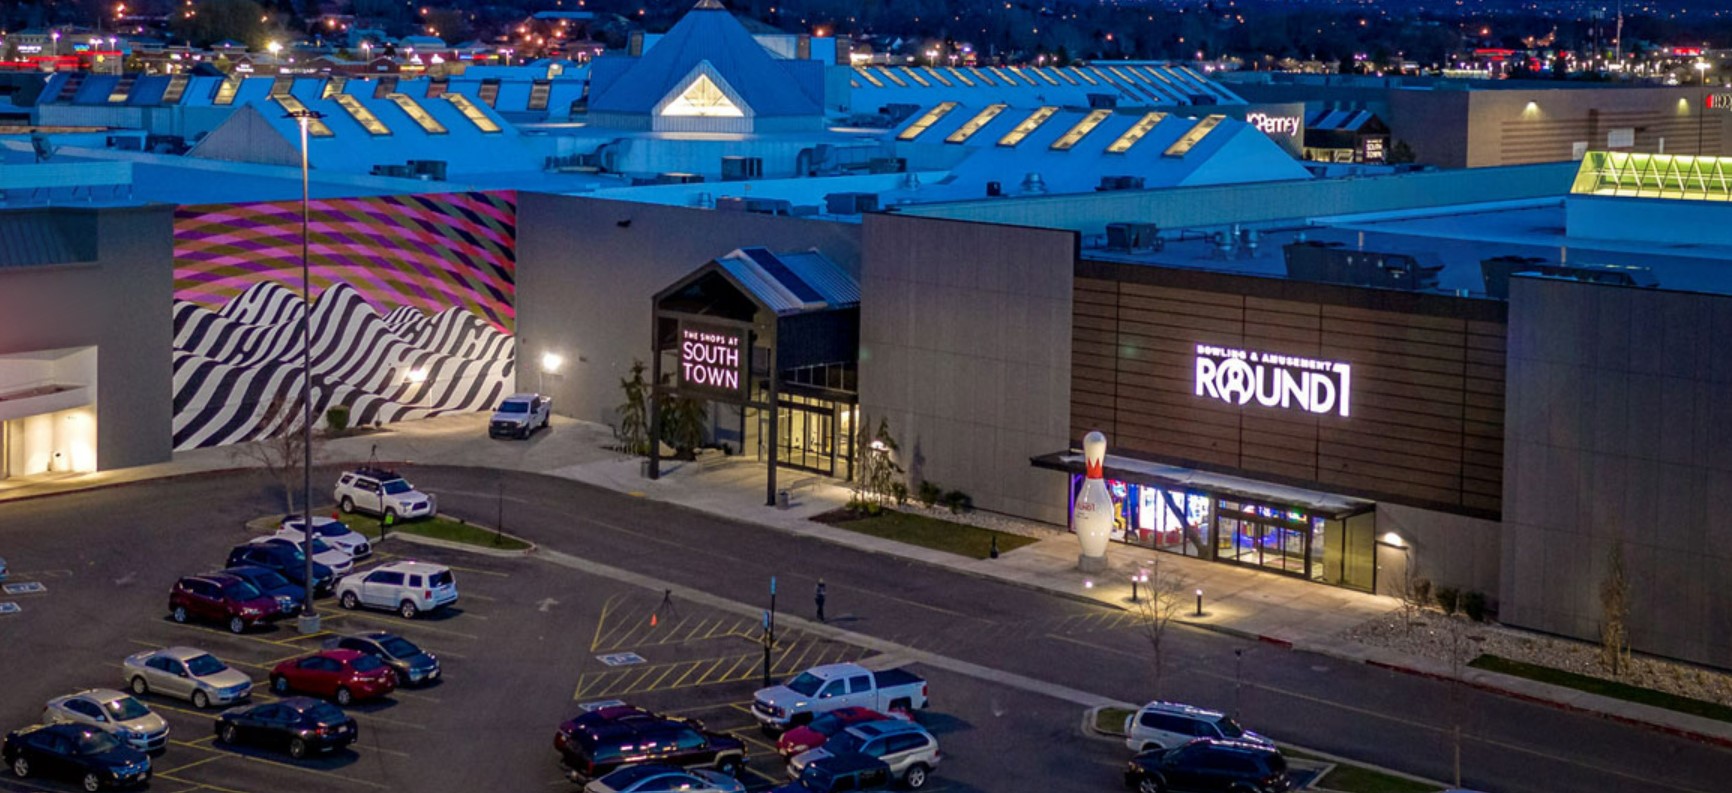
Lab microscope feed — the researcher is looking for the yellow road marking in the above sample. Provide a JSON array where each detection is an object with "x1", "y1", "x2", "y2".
[
  {"x1": 640, "y1": 664, "x2": 679, "y2": 692},
  {"x1": 667, "y1": 660, "x2": 707, "y2": 690},
  {"x1": 157, "y1": 755, "x2": 226, "y2": 775},
  {"x1": 590, "y1": 595, "x2": 620, "y2": 651},
  {"x1": 154, "y1": 773, "x2": 253, "y2": 793},
  {"x1": 238, "y1": 754, "x2": 390, "y2": 789},
  {"x1": 432, "y1": 561, "x2": 510, "y2": 578},
  {"x1": 331, "y1": 612, "x2": 479, "y2": 640},
  {"x1": 691, "y1": 657, "x2": 731, "y2": 686}
]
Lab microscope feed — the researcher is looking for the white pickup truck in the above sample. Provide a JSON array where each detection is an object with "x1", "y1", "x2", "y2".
[
  {"x1": 751, "y1": 662, "x2": 929, "y2": 733},
  {"x1": 488, "y1": 393, "x2": 551, "y2": 439}
]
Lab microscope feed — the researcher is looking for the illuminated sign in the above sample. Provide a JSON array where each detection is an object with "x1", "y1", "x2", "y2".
[
  {"x1": 1194, "y1": 344, "x2": 1351, "y2": 417},
  {"x1": 1361, "y1": 137, "x2": 1386, "y2": 163},
  {"x1": 1709, "y1": 94, "x2": 1732, "y2": 110},
  {"x1": 1245, "y1": 112, "x2": 1301, "y2": 137},
  {"x1": 679, "y1": 324, "x2": 745, "y2": 396}
]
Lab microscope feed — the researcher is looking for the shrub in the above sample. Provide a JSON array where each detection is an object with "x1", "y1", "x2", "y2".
[
  {"x1": 890, "y1": 482, "x2": 909, "y2": 507},
  {"x1": 1462, "y1": 591, "x2": 1489, "y2": 623},
  {"x1": 917, "y1": 480, "x2": 943, "y2": 508},
  {"x1": 1412, "y1": 577, "x2": 1433, "y2": 609},
  {"x1": 941, "y1": 490, "x2": 973, "y2": 515},
  {"x1": 325, "y1": 405, "x2": 350, "y2": 434},
  {"x1": 1435, "y1": 587, "x2": 1459, "y2": 615}
]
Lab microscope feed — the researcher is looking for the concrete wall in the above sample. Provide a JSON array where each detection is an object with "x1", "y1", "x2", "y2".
[
  {"x1": 1503, "y1": 276, "x2": 1732, "y2": 669},
  {"x1": 1465, "y1": 87, "x2": 1725, "y2": 167},
  {"x1": 1566, "y1": 194, "x2": 1732, "y2": 247},
  {"x1": 859, "y1": 213, "x2": 1076, "y2": 524},
  {"x1": 1376, "y1": 503, "x2": 1503, "y2": 600},
  {"x1": 514, "y1": 194, "x2": 861, "y2": 429},
  {"x1": 0, "y1": 206, "x2": 176, "y2": 472}
]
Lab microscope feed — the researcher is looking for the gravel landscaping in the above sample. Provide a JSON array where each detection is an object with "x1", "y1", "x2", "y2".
[
  {"x1": 1340, "y1": 609, "x2": 1732, "y2": 709},
  {"x1": 886, "y1": 501, "x2": 1068, "y2": 541}
]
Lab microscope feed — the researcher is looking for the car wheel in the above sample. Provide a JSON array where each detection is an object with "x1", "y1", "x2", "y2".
[
  {"x1": 229, "y1": 616, "x2": 246, "y2": 634},
  {"x1": 399, "y1": 600, "x2": 419, "y2": 619},
  {"x1": 385, "y1": 507, "x2": 399, "y2": 523},
  {"x1": 288, "y1": 738, "x2": 308, "y2": 759},
  {"x1": 1137, "y1": 776, "x2": 1165, "y2": 793},
  {"x1": 340, "y1": 592, "x2": 359, "y2": 610},
  {"x1": 193, "y1": 690, "x2": 210, "y2": 709},
  {"x1": 11, "y1": 756, "x2": 29, "y2": 778},
  {"x1": 904, "y1": 763, "x2": 930, "y2": 789},
  {"x1": 716, "y1": 756, "x2": 742, "y2": 777},
  {"x1": 82, "y1": 772, "x2": 102, "y2": 792},
  {"x1": 220, "y1": 723, "x2": 238, "y2": 744},
  {"x1": 340, "y1": 496, "x2": 355, "y2": 513},
  {"x1": 335, "y1": 687, "x2": 353, "y2": 706},
  {"x1": 130, "y1": 676, "x2": 149, "y2": 696},
  {"x1": 272, "y1": 675, "x2": 289, "y2": 694},
  {"x1": 171, "y1": 606, "x2": 188, "y2": 623}
]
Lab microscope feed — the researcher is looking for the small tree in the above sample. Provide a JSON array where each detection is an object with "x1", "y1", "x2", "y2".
[
  {"x1": 1386, "y1": 139, "x2": 1417, "y2": 164},
  {"x1": 1600, "y1": 543, "x2": 1632, "y2": 676},
  {"x1": 615, "y1": 359, "x2": 650, "y2": 456},
  {"x1": 656, "y1": 394, "x2": 706, "y2": 460},
  {"x1": 1397, "y1": 555, "x2": 1427, "y2": 634},
  {"x1": 230, "y1": 395, "x2": 321, "y2": 515},
  {"x1": 1132, "y1": 557, "x2": 1189, "y2": 698},
  {"x1": 851, "y1": 415, "x2": 904, "y2": 511}
]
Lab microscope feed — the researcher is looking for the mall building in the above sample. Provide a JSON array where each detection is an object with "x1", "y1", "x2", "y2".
[{"x1": 3, "y1": 1, "x2": 1731, "y2": 671}]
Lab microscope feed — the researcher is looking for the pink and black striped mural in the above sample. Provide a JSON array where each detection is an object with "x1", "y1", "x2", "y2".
[{"x1": 171, "y1": 192, "x2": 518, "y2": 449}]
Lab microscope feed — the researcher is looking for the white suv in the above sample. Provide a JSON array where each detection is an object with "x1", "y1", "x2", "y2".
[
  {"x1": 1123, "y1": 701, "x2": 1272, "y2": 753},
  {"x1": 334, "y1": 468, "x2": 436, "y2": 521},
  {"x1": 335, "y1": 561, "x2": 458, "y2": 619}
]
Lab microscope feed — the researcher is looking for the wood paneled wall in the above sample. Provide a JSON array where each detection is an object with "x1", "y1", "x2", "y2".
[{"x1": 1073, "y1": 263, "x2": 1506, "y2": 517}]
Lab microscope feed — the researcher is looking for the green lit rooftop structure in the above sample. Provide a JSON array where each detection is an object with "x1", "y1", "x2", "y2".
[{"x1": 1571, "y1": 151, "x2": 1732, "y2": 201}]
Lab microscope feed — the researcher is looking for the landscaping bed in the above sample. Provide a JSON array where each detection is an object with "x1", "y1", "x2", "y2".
[
  {"x1": 386, "y1": 515, "x2": 531, "y2": 552},
  {"x1": 814, "y1": 508, "x2": 1040, "y2": 560}
]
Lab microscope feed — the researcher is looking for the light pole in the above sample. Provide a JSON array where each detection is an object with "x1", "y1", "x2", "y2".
[
  {"x1": 1697, "y1": 61, "x2": 1713, "y2": 154},
  {"x1": 286, "y1": 107, "x2": 325, "y2": 634}
]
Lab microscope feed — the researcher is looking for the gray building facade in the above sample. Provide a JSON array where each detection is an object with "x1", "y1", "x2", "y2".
[{"x1": 1503, "y1": 276, "x2": 1732, "y2": 669}]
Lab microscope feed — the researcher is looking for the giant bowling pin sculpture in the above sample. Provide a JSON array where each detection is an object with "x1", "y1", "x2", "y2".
[{"x1": 1073, "y1": 431, "x2": 1112, "y2": 572}]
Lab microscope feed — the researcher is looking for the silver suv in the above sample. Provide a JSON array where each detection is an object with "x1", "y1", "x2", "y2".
[
  {"x1": 334, "y1": 467, "x2": 436, "y2": 521},
  {"x1": 789, "y1": 720, "x2": 940, "y2": 789},
  {"x1": 1124, "y1": 701, "x2": 1272, "y2": 753},
  {"x1": 335, "y1": 560, "x2": 458, "y2": 619}
]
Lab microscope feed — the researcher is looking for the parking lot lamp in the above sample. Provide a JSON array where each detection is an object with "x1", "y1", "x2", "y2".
[{"x1": 286, "y1": 108, "x2": 324, "y2": 634}]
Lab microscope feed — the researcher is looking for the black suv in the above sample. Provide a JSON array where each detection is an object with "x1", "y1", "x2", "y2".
[
  {"x1": 226, "y1": 542, "x2": 335, "y2": 594},
  {"x1": 554, "y1": 706, "x2": 745, "y2": 784},
  {"x1": 1125, "y1": 739, "x2": 1291, "y2": 793},
  {"x1": 772, "y1": 753, "x2": 894, "y2": 793}
]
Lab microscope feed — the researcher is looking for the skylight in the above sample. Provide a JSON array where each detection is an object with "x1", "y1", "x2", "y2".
[
  {"x1": 213, "y1": 78, "x2": 240, "y2": 106},
  {"x1": 273, "y1": 94, "x2": 334, "y2": 137},
  {"x1": 1050, "y1": 109, "x2": 1111, "y2": 151},
  {"x1": 446, "y1": 94, "x2": 502, "y2": 133},
  {"x1": 997, "y1": 106, "x2": 1058, "y2": 147},
  {"x1": 333, "y1": 94, "x2": 390, "y2": 136},
  {"x1": 386, "y1": 92, "x2": 448, "y2": 134},
  {"x1": 661, "y1": 74, "x2": 744, "y2": 118},
  {"x1": 1164, "y1": 115, "x2": 1226, "y2": 157},
  {"x1": 902, "y1": 67, "x2": 930, "y2": 87},
  {"x1": 946, "y1": 104, "x2": 1008, "y2": 143},
  {"x1": 1572, "y1": 151, "x2": 1732, "y2": 201},
  {"x1": 1106, "y1": 112, "x2": 1167, "y2": 154},
  {"x1": 897, "y1": 102, "x2": 958, "y2": 141},
  {"x1": 161, "y1": 75, "x2": 189, "y2": 105},
  {"x1": 854, "y1": 66, "x2": 884, "y2": 88},
  {"x1": 877, "y1": 67, "x2": 908, "y2": 87}
]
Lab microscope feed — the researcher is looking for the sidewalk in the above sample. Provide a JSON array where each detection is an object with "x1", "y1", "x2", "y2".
[{"x1": 6, "y1": 413, "x2": 1731, "y2": 748}]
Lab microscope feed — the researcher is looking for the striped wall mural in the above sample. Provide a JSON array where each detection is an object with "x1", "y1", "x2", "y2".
[{"x1": 171, "y1": 192, "x2": 517, "y2": 450}]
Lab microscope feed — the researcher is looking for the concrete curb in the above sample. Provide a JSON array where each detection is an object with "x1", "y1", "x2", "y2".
[{"x1": 383, "y1": 529, "x2": 537, "y2": 559}]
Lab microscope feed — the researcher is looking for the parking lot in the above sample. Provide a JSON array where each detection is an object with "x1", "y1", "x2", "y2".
[{"x1": 0, "y1": 479, "x2": 1129, "y2": 793}]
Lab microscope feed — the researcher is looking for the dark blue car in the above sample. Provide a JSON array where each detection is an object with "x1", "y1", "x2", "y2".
[
  {"x1": 226, "y1": 543, "x2": 334, "y2": 594},
  {"x1": 222, "y1": 565, "x2": 307, "y2": 617},
  {"x1": 3, "y1": 723, "x2": 151, "y2": 790}
]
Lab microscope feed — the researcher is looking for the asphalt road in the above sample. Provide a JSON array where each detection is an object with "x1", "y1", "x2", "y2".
[{"x1": 3, "y1": 466, "x2": 1731, "y2": 793}]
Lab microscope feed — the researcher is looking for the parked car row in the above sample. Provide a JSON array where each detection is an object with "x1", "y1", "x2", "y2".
[{"x1": 1121, "y1": 701, "x2": 1292, "y2": 793}]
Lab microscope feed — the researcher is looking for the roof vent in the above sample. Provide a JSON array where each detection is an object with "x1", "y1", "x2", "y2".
[
  {"x1": 1020, "y1": 172, "x2": 1047, "y2": 194},
  {"x1": 902, "y1": 172, "x2": 921, "y2": 190}
]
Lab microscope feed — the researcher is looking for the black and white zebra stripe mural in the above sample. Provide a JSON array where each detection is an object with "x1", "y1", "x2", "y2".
[{"x1": 171, "y1": 281, "x2": 514, "y2": 449}]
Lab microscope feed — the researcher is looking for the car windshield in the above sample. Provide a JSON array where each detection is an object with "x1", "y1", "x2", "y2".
[
  {"x1": 304, "y1": 702, "x2": 346, "y2": 724},
  {"x1": 429, "y1": 571, "x2": 453, "y2": 588},
  {"x1": 786, "y1": 672, "x2": 825, "y2": 697},
  {"x1": 378, "y1": 636, "x2": 419, "y2": 657},
  {"x1": 223, "y1": 581, "x2": 264, "y2": 600},
  {"x1": 351, "y1": 655, "x2": 385, "y2": 672},
  {"x1": 306, "y1": 538, "x2": 335, "y2": 554},
  {"x1": 77, "y1": 731, "x2": 122, "y2": 754},
  {"x1": 382, "y1": 479, "x2": 413, "y2": 495},
  {"x1": 250, "y1": 570, "x2": 291, "y2": 589},
  {"x1": 103, "y1": 697, "x2": 151, "y2": 721},
  {"x1": 315, "y1": 523, "x2": 349, "y2": 538},
  {"x1": 824, "y1": 731, "x2": 865, "y2": 754},
  {"x1": 498, "y1": 402, "x2": 528, "y2": 413},
  {"x1": 1214, "y1": 717, "x2": 1246, "y2": 739},
  {"x1": 271, "y1": 544, "x2": 307, "y2": 563},
  {"x1": 184, "y1": 654, "x2": 226, "y2": 676}
]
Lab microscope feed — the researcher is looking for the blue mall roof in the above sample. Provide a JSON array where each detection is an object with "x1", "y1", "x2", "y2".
[{"x1": 586, "y1": 3, "x2": 823, "y2": 118}]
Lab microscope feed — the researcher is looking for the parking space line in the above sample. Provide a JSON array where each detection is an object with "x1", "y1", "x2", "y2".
[
  {"x1": 640, "y1": 663, "x2": 679, "y2": 692},
  {"x1": 593, "y1": 604, "x2": 645, "y2": 650},
  {"x1": 238, "y1": 755, "x2": 391, "y2": 789},
  {"x1": 666, "y1": 660, "x2": 707, "y2": 690},
  {"x1": 154, "y1": 774, "x2": 252, "y2": 793},
  {"x1": 428, "y1": 561, "x2": 510, "y2": 578},
  {"x1": 157, "y1": 755, "x2": 226, "y2": 775},
  {"x1": 590, "y1": 595, "x2": 620, "y2": 651},
  {"x1": 460, "y1": 592, "x2": 497, "y2": 602},
  {"x1": 157, "y1": 705, "x2": 219, "y2": 722},
  {"x1": 727, "y1": 729, "x2": 780, "y2": 755},
  {"x1": 326, "y1": 612, "x2": 480, "y2": 641},
  {"x1": 715, "y1": 654, "x2": 755, "y2": 683},
  {"x1": 613, "y1": 666, "x2": 661, "y2": 695},
  {"x1": 690, "y1": 657, "x2": 730, "y2": 686}
]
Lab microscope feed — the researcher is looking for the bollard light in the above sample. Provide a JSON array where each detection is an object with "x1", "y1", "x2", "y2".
[
  {"x1": 1083, "y1": 579, "x2": 1094, "y2": 589},
  {"x1": 1195, "y1": 588, "x2": 1204, "y2": 617}
]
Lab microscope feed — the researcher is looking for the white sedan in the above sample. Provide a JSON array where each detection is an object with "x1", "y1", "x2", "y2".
[
  {"x1": 250, "y1": 536, "x2": 353, "y2": 577},
  {"x1": 276, "y1": 516, "x2": 372, "y2": 560},
  {"x1": 42, "y1": 689, "x2": 169, "y2": 753}
]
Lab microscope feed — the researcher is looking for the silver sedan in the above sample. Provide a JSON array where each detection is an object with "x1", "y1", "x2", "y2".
[
  {"x1": 122, "y1": 646, "x2": 253, "y2": 709},
  {"x1": 42, "y1": 688, "x2": 170, "y2": 754}
]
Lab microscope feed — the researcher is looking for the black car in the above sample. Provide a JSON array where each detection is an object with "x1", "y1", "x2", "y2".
[
  {"x1": 222, "y1": 565, "x2": 306, "y2": 617},
  {"x1": 324, "y1": 631, "x2": 441, "y2": 686},
  {"x1": 555, "y1": 708, "x2": 745, "y2": 784},
  {"x1": 226, "y1": 542, "x2": 334, "y2": 594},
  {"x1": 3, "y1": 723, "x2": 151, "y2": 791},
  {"x1": 772, "y1": 753, "x2": 894, "y2": 793},
  {"x1": 214, "y1": 697, "x2": 357, "y2": 759},
  {"x1": 1125, "y1": 739, "x2": 1291, "y2": 793}
]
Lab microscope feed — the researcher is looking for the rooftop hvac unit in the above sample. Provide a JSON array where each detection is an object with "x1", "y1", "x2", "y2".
[
  {"x1": 1481, "y1": 257, "x2": 1657, "y2": 299},
  {"x1": 1283, "y1": 241, "x2": 1441, "y2": 291},
  {"x1": 825, "y1": 192, "x2": 880, "y2": 215},
  {"x1": 1105, "y1": 223, "x2": 1161, "y2": 253},
  {"x1": 1478, "y1": 255, "x2": 1548, "y2": 300},
  {"x1": 654, "y1": 172, "x2": 705, "y2": 185},
  {"x1": 1087, "y1": 93, "x2": 1119, "y2": 109},
  {"x1": 1096, "y1": 175, "x2": 1145, "y2": 192},
  {"x1": 986, "y1": 181, "x2": 1002, "y2": 197},
  {"x1": 371, "y1": 164, "x2": 413, "y2": 177},
  {"x1": 881, "y1": 104, "x2": 921, "y2": 123},
  {"x1": 715, "y1": 196, "x2": 792, "y2": 216},
  {"x1": 1188, "y1": 94, "x2": 1219, "y2": 105},
  {"x1": 1020, "y1": 172, "x2": 1047, "y2": 194},
  {"x1": 721, "y1": 156, "x2": 763, "y2": 182},
  {"x1": 406, "y1": 160, "x2": 447, "y2": 181},
  {"x1": 865, "y1": 157, "x2": 906, "y2": 174}
]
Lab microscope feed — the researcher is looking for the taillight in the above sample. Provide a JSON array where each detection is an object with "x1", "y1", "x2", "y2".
[
  {"x1": 922, "y1": 683, "x2": 928, "y2": 698},
  {"x1": 423, "y1": 590, "x2": 431, "y2": 599}
]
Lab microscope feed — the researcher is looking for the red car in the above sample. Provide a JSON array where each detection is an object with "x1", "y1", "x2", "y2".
[
  {"x1": 269, "y1": 650, "x2": 397, "y2": 706},
  {"x1": 169, "y1": 573, "x2": 286, "y2": 634},
  {"x1": 776, "y1": 707, "x2": 901, "y2": 758}
]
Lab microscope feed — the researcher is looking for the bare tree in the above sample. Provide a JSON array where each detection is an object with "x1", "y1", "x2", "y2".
[
  {"x1": 1397, "y1": 555, "x2": 1429, "y2": 635},
  {"x1": 1600, "y1": 543, "x2": 1632, "y2": 676},
  {"x1": 229, "y1": 395, "x2": 321, "y2": 515},
  {"x1": 1131, "y1": 556, "x2": 1190, "y2": 698}
]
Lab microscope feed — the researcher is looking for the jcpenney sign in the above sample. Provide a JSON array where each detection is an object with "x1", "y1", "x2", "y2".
[
  {"x1": 679, "y1": 324, "x2": 744, "y2": 396},
  {"x1": 1195, "y1": 344, "x2": 1351, "y2": 417},
  {"x1": 1245, "y1": 112, "x2": 1301, "y2": 137}
]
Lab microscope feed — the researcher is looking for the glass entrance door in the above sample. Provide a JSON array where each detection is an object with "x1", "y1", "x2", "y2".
[{"x1": 770, "y1": 400, "x2": 836, "y2": 476}]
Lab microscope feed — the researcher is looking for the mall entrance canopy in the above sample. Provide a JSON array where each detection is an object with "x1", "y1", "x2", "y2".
[{"x1": 649, "y1": 247, "x2": 859, "y2": 505}]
